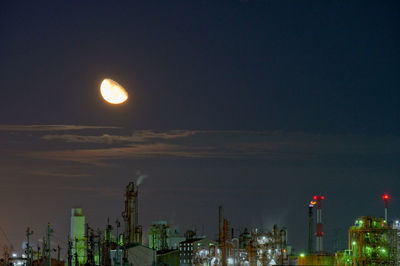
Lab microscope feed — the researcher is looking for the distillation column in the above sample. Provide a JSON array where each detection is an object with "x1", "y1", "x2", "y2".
[{"x1": 123, "y1": 182, "x2": 141, "y2": 245}]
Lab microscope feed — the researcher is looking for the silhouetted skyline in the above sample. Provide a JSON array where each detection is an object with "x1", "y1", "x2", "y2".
[{"x1": 1, "y1": 1, "x2": 400, "y2": 253}]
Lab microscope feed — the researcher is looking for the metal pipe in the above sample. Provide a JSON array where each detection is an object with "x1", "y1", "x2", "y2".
[
  {"x1": 218, "y1": 206, "x2": 223, "y2": 245},
  {"x1": 308, "y1": 205, "x2": 313, "y2": 254}
]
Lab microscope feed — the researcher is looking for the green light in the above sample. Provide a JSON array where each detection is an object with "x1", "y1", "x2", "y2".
[
  {"x1": 300, "y1": 253, "x2": 305, "y2": 258},
  {"x1": 352, "y1": 241, "x2": 357, "y2": 246}
]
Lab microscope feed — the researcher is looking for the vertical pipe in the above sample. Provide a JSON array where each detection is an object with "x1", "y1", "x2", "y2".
[
  {"x1": 57, "y1": 245, "x2": 60, "y2": 266},
  {"x1": 385, "y1": 207, "x2": 388, "y2": 222},
  {"x1": 134, "y1": 186, "x2": 138, "y2": 243},
  {"x1": 47, "y1": 223, "x2": 52, "y2": 266},
  {"x1": 385, "y1": 200, "x2": 388, "y2": 222},
  {"x1": 218, "y1": 206, "x2": 223, "y2": 244},
  {"x1": 308, "y1": 205, "x2": 313, "y2": 254}
]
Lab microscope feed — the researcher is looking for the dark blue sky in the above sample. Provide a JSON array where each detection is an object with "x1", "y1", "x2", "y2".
[{"x1": 1, "y1": 0, "x2": 400, "y2": 255}]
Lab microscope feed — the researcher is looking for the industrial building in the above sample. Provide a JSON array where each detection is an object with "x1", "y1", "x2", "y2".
[
  {"x1": 298, "y1": 195, "x2": 335, "y2": 266},
  {"x1": 180, "y1": 230, "x2": 205, "y2": 266},
  {"x1": 148, "y1": 221, "x2": 185, "y2": 251},
  {"x1": 348, "y1": 216, "x2": 397, "y2": 265},
  {"x1": 18, "y1": 183, "x2": 400, "y2": 266},
  {"x1": 192, "y1": 225, "x2": 289, "y2": 265},
  {"x1": 122, "y1": 182, "x2": 143, "y2": 246},
  {"x1": 70, "y1": 208, "x2": 86, "y2": 265},
  {"x1": 190, "y1": 206, "x2": 290, "y2": 265}
]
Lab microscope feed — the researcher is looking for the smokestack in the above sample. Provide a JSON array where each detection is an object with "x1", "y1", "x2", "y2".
[
  {"x1": 308, "y1": 200, "x2": 316, "y2": 254},
  {"x1": 314, "y1": 195, "x2": 324, "y2": 253},
  {"x1": 218, "y1": 206, "x2": 223, "y2": 244},
  {"x1": 383, "y1": 194, "x2": 389, "y2": 222}
]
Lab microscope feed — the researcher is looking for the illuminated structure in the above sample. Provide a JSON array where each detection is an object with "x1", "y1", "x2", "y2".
[
  {"x1": 392, "y1": 219, "x2": 400, "y2": 266},
  {"x1": 180, "y1": 232, "x2": 205, "y2": 266},
  {"x1": 122, "y1": 182, "x2": 142, "y2": 246},
  {"x1": 334, "y1": 249, "x2": 353, "y2": 266},
  {"x1": 70, "y1": 208, "x2": 86, "y2": 265},
  {"x1": 313, "y1": 195, "x2": 324, "y2": 253},
  {"x1": 348, "y1": 216, "x2": 397, "y2": 265},
  {"x1": 192, "y1": 225, "x2": 288, "y2": 265},
  {"x1": 148, "y1": 221, "x2": 184, "y2": 251},
  {"x1": 238, "y1": 228, "x2": 251, "y2": 249},
  {"x1": 149, "y1": 221, "x2": 168, "y2": 251},
  {"x1": 298, "y1": 253, "x2": 335, "y2": 266}
]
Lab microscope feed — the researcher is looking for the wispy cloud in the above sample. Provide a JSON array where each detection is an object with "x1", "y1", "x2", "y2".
[
  {"x1": 41, "y1": 130, "x2": 195, "y2": 144},
  {"x1": 25, "y1": 170, "x2": 92, "y2": 178},
  {"x1": 5, "y1": 127, "x2": 400, "y2": 166},
  {"x1": 28, "y1": 143, "x2": 229, "y2": 164},
  {"x1": 0, "y1": 124, "x2": 120, "y2": 131}
]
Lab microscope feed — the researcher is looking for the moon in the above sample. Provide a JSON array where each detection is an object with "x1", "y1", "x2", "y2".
[{"x1": 100, "y1": 79, "x2": 128, "y2": 104}]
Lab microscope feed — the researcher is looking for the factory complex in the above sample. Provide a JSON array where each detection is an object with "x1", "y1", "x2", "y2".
[{"x1": 1, "y1": 182, "x2": 399, "y2": 266}]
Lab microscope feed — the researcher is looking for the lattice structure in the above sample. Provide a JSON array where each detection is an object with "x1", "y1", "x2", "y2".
[{"x1": 348, "y1": 216, "x2": 398, "y2": 265}]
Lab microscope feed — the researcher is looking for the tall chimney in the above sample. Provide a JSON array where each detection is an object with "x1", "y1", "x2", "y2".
[
  {"x1": 314, "y1": 195, "x2": 324, "y2": 253},
  {"x1": 308, "y1": 200, "x2": 316, "y2": 254},
  {"x1": 383, "y1": 194, "x2": 389, "y2": 222},
  {"x1": 123, "y1": 182, "x2": 138, "y2": 245}
]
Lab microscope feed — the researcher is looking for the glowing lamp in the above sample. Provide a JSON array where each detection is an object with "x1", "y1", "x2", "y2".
[{"x1": 383, "y1": 194, "x2": 389, "y2": 200}]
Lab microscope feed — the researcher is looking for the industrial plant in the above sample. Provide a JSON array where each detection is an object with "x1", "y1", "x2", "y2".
[{"x1": 1, "y1": 183, "x2": 399, "y2": 266}]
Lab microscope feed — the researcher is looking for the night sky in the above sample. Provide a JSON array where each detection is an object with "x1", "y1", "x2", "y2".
[{"x1": 1, "y1": 1, "x2": 400, "y2": 254}]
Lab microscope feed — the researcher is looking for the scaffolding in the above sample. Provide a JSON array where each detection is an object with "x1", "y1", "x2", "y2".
[{"x1": 348, "y1": 216, "x2": 398, "y2": 266}]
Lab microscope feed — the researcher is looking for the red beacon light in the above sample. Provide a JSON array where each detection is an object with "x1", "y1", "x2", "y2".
[
  {"x1": 383, "y1": 194, "x2": 389, "y2": 200},
  {"x1": 313, "y1": 195, "x2": 325, "y2": 200}
]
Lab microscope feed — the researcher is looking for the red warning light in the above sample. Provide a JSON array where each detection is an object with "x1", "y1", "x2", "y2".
[
  {"x1": 383, "y1": 194, "x2": 389, "y2": 200},
  {"x1": 313, "y1": 196, "x2": 318, "y2": 200},
  {"x1": 321, "y1": 196, "x2": 325, "y2": 200}
]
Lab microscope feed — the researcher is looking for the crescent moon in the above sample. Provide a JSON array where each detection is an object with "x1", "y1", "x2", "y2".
[{"x1": 100, "y1": 79, "x2": 128, "y2": 104}]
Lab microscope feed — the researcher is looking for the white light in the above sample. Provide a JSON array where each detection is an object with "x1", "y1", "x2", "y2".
[{"x1": 12, "y1": 253, "x2": 17, "y2": 257}]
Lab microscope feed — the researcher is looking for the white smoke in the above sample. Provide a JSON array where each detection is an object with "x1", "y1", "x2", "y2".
[{"x1": 136, "y1": 170, "x2": 148, "y2": 186}]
